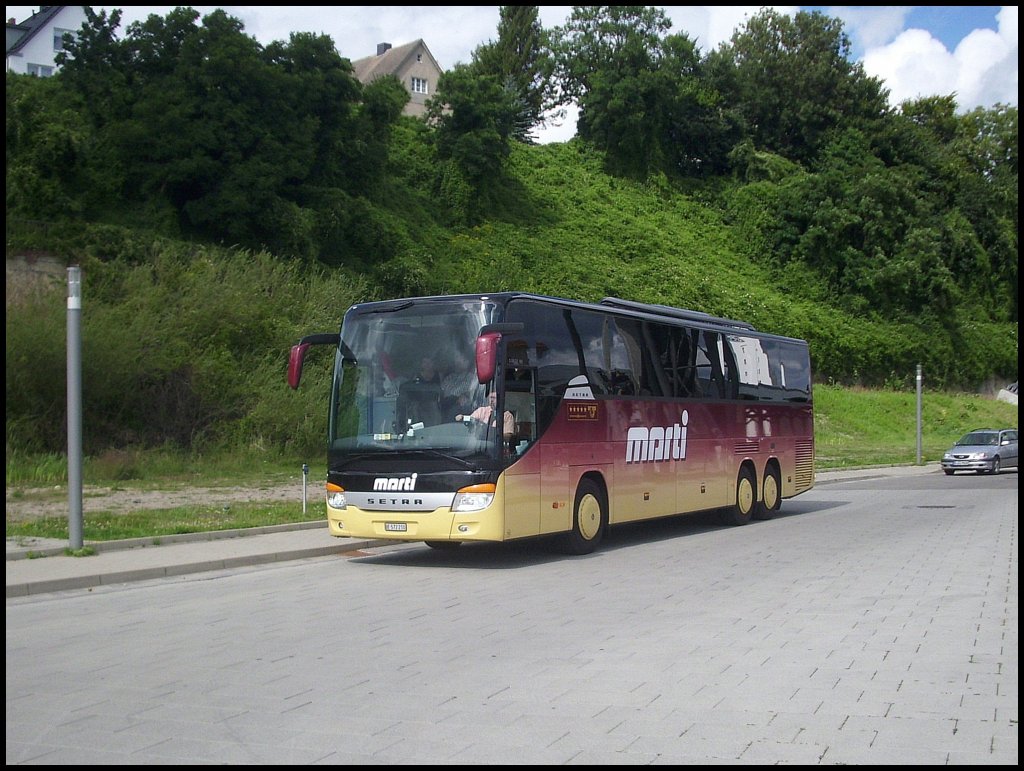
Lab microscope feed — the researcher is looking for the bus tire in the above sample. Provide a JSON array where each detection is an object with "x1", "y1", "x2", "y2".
[
  {"x1": 560, "y1": 478, "x2": 606, "y2": 555},
  {"x1": 425, "y1": 540, "x2": 462, "y2": 550},
  {"x1": 725, "y1": 467, "x2": 756, "y2": 526},
  {"x1": 753, "y1": 465, "x2": 781, "y2": 520}
]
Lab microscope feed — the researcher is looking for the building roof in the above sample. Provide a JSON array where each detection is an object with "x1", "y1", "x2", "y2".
[
  {"x1": 6, "y1": 6, "x2": 67, "y2": 56},
  {"x1": 351, "y1": 39, "x2": 441, "y2": 84}
]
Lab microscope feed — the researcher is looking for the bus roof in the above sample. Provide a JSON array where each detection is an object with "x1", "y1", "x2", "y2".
[
  {"x1": 346, "y1": 292, "x2": 805, "y2": 344},
  {"x1": 598, "y1": 296, "x2": 755, "y2": 330}
]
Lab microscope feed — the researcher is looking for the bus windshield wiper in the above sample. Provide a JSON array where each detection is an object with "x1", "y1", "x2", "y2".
[
  {"x1": 399, "y1": 449, "x2": 478, "y2": 469},
  {"x1": 332, "y1": 452, "x2": 387, "y2": 470}
]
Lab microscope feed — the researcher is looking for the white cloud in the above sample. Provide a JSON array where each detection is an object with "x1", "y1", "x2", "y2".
[
  {"x1": 860, "y1": 6, "x2": 1017, "y2": 111},
  {"x1": 862, "y1": 29, "x2": 959, "y2": 106},
  {"x1": 822, "y1": 6, "x2": 913, "y2": 51}
]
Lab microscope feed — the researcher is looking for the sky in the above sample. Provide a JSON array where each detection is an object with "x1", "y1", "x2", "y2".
[{"x1": 6, "y1": 6, "x2": 1018, "y2": 143}]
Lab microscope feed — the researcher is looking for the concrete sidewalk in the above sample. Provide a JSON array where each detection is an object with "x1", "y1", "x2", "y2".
[
  {"x1": 6, "y1": 523, "x2": 388, "y2": 598},
  {"x1": 7, "y1": 465, "x2": 940, "y2": 598}
]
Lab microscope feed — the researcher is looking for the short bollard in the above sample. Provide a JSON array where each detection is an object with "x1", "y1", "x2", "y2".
[{"x1": 302, "y1": 463, "x2": 309, "y2": 516}]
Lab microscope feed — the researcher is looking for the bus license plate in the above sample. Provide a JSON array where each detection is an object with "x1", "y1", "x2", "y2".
[{"x1": 384, "y1": 522, "x2": 407, "y2": 532}]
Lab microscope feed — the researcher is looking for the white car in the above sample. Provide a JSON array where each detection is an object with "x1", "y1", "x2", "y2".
[{"x1": 941, "y1": 428, "x2": 1018, "y2": 475}]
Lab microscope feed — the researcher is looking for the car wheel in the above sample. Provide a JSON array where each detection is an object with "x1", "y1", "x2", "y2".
[
  {"x1": 991, "y1": 457, "x2": 1001, "y2": 474},
  {"x1": 943, "y1": 469, "x2": 954, "y2": 476}
]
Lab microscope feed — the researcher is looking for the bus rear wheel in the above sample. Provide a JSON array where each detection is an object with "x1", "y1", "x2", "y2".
[
  {"x1": 753, "y1": 466, "x2": 781, "y2": 520},
  {"x1": 560, "y1": 478, "x2": 606, "y2": 555},
  {"x1": 725, "y1": 467, "x2": 756, "y2": 526}
]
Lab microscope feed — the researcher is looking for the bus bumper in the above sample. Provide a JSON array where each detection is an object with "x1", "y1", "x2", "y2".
[{"x1": 327, "y1": 503, "x2": 506, "y2": 543}]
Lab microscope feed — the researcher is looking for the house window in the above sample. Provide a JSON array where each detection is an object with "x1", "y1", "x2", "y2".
[
  {"x1": 27, "y1": 63, "x2": 55, "y2": 77},
  {"x1": 411, "y1": 77, "x2": 429, "y2": 95},
  {"x1": 53, "y1": 27, "x2": 74, "y2": 52}
]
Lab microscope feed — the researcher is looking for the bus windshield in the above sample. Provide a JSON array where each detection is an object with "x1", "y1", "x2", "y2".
[{"x1": 328, "y1": 297, "x2": 502, "y2": 461}]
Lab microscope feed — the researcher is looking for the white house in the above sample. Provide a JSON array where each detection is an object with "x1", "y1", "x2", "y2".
[
  {"x1": 6, "y1": 6, "x2": 88, "y2": 76},
  {"x1": 351, "y1": 40, "x2": 444, "y2": 118}
]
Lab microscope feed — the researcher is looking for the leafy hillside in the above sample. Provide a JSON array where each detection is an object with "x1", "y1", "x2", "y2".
[
  {"x1": 374, "y1": 138, "x2": 1016, "y2": 390},
  {"x1": 6, "y1": 136, "x2": 1017, "y2": 458}
]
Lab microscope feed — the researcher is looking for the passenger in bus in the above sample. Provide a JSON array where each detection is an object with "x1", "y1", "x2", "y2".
[
  {"x1": 377, "y1": 352, "x2": 401, "y2": 396},
  {"x1": 411, "y1": 356, "x2": 439, "y2": 385},
  {"x1": 441, "y1": 349, "x2": 477, "y2": 416},
  {"x1": 456, "y1": 392, "x2": 515, "y2": 439}
]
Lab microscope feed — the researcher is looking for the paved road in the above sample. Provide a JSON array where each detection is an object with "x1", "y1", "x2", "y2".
[{"x1": 6, "y1": 466, "x2": 1017, "y2": 764}]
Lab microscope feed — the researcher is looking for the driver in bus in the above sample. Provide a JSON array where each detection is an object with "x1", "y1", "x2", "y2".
[{"x1": 456, "y1": 392, "x2": 515, "y2": 439}]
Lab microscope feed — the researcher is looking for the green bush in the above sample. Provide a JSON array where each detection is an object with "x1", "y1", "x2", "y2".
[{"x1": 6, "y1": 232, "x2": 370, "y2": 457}]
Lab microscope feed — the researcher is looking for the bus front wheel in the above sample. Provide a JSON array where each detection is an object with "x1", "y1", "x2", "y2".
[
  {"x1": 726, "y1": 467, "x2": 756, "y2": 526},
  {"x1": 560, "y1": 478, "x2": 606, "y2": 555},
  {"x1": 425, "y1": 540, "x2": 462, "y2": 550}
]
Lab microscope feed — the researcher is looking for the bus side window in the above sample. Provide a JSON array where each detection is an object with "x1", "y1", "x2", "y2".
[
  {"x1": 719, "y1": 335, "x2": 741, "y2": 400},
  {"x1": 602, "y1": 318, "x2": 638, "y2": 395},
  {"x1": 505, "y1": 369, "x2": 537, "y2": 454},
  {"x1": 696, "y1": 331, "x2": 721, "y2": 399},
  {"x1": 609, "y1": 369, "x2": 636, "y2": 395}
]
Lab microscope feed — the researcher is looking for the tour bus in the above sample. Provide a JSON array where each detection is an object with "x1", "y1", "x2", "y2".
[{"x1": 288, "y1": 293, "x2": 814, "y2": 554}]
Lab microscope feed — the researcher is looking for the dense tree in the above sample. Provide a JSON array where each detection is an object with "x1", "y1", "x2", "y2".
[
  {"x1": 48, "y1": 6, "x2": 413, "y2": 261},
  {"x1": 472, "y1": 6, "x2": 553, "y2": 141},
  {"x1": 950, "y1": 104, "x2": 1018, "y2": 319},
  {"x1": 263, "y1": 31, "x2": 364, "y2": 190},
  {"x1": 549, "y1": 6, "x2": 671, "y2": 176},
  {"x1": 6, "y1": 72, "x2": 91, "y2": 217},
  {"x1": 53, "y1": 7, "x2": 132, "y2": 123},
  {"x1": 426, "y1": 63, "x2": 520, "y2": 217},
  {"x1": 708, "y1": 9, "x2": 890, "y2": 166},
  {"x1": 548, "y1": 6, "x2": 738, "y2": 178},
  {"x1": 882, "y1": 98, "x2": 1018, "y2": 320},
  {"x1": 660, "y1": 32, "x2": 742, "y2": 177}
]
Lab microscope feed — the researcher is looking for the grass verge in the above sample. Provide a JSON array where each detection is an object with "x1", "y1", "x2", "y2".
[
  {"x1": 6, "y1": 501, "x2": 327, "y2": 543},
  {"x1": 6, "y1": 386, "x2": 1016, "y2": 542}
]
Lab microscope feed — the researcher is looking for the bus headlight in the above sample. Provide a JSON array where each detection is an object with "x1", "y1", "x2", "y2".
[
  {"x1": 326, "y1": 482, "x2": 347, "y2": 510},
  {"x1": 452, "y1": 483, "x2": 496, "y2": 513}
]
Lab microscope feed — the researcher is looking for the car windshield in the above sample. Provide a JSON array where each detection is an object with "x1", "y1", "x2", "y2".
[{"x1": 957, "y1": 432, "x2": 999, "y2": 446}]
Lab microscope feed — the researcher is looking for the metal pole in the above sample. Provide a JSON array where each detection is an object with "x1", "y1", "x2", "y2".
[
  {"x1": 67, "y1": 267, "x2": 83, "y2": 549},
  {"x1": 916, "y1": 364, "x2": 923, "y2": 466},
  {"x1": 302, "y1": 463, "x2": 309, "y2": 516}
]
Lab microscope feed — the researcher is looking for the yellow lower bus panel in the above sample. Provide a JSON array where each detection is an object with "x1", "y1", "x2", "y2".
[{"x1": 326, "y1": 478, "x2": 511, "y2": 544}]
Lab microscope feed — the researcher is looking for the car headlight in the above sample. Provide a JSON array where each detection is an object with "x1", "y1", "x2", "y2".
[
  {"x1": 452, "y1": 483, "x2": 495, "y2": 513},
  {"x1": 968, "y1": 452, "x2": 991, "y2": 460}
]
